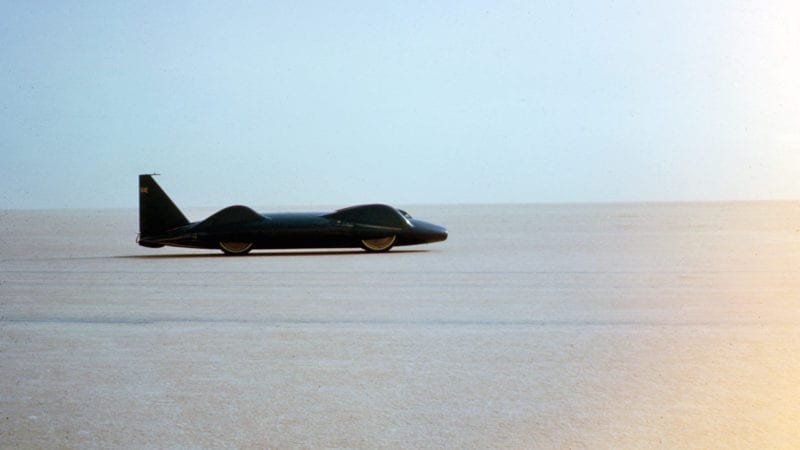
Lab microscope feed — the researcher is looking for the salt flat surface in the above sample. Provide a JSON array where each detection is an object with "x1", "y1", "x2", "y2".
[{"x1": 1, "y1": 203, "x2": 799, "y2": 448}]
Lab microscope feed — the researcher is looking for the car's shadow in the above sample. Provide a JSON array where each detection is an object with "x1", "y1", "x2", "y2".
[{"x1": 115, "y1": 249, "x2": 430, "y2": 259}]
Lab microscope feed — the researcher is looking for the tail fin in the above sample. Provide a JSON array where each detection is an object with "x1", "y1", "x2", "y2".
[{"x1": 139, "y1": 174, "x2": 189, "y2": 236}]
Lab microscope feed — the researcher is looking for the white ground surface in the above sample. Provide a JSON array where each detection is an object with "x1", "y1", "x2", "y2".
[{"x1": 1, "y1": 203, "x2": 799, "y2": 448}]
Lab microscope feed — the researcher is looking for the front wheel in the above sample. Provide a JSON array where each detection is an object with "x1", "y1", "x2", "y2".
[
  {"x1": 360, "y1": 235, "x2": 396, "y2": 252},
  {"x1": 219, "y1": 241, "x2": 253, "y2": 255}
]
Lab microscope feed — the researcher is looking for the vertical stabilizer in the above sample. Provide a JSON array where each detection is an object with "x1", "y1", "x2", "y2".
[{"x1": 139, "y1": 174, "x2": 189, "y2": 236}]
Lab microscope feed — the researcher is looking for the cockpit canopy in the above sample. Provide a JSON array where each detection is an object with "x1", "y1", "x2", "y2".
[{"x1": 325, "y1": 204, "x2": 411, "y2": 228}]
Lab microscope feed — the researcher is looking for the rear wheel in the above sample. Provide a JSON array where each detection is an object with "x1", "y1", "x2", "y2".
[
  {"x1": 219, "y1": 241, "x2": 253, "y2": 255},
  {"x1": 360, "y1": 235, "x2": 396, "y2": 252}
]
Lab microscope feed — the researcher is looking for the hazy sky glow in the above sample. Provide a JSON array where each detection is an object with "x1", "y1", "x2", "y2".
[{"x1": 1, "y1": 1, "x2": 798, "y2": 208}]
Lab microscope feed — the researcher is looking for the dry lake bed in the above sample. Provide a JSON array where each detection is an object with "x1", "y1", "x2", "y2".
[{"x1": 1, "y1": 203, "x2": 799, "y2": 448}]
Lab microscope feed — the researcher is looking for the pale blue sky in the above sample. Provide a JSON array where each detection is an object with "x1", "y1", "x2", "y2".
[{"x1": 1, "y1": 1, "x2": 798, "y2": 208}]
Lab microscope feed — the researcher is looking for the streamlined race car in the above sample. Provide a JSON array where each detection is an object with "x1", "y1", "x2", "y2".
[{"x1": 137, "y1": 174, "x2": 447, "y2": 255}]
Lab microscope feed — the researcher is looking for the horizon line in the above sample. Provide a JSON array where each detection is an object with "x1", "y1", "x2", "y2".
[{"x1": 3, "y1": 198, "x2": 799, "y2": 212}]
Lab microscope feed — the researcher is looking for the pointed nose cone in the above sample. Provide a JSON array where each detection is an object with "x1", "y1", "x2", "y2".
[
  {"x1": 429, "y1": 224, "x2": 448, "y2": 243},
  {"x1": 410, "y1": 220, "x2": 448, "y2": 244}
]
